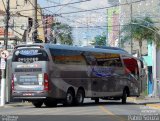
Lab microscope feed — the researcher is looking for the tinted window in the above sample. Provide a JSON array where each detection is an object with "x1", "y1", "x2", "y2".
[
  {"x1": 93, "y1": 53, "x2": 122, "y2": 67},
  {"x1": 49, "y1": 48, "x2": 86, "y2": 65},
  {"x1": 12, "y1": 49, "x2": 49, "y2": 62}
]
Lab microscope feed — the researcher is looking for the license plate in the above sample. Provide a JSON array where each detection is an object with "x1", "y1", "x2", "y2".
[{"x1": 23, "y1": 93, "x2": 34, "y2": 96}]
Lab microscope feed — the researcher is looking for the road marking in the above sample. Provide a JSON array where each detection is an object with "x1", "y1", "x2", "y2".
[
  {"x1": 99, "y1": 106, "x2": 114, "y2": 115},
  {"x1": 99, "y1": 106, "x2": 128, "y2": 121}
]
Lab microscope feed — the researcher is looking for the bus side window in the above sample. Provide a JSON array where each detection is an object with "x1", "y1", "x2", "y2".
[
  {"x1": 83, "y1": 52, "x2": 97, "y2": 65},
  {"x1": 49, "y1": 49, "x2": 86, "y2": 65}
]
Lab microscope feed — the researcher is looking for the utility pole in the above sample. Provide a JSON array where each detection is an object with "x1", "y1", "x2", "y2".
[
  {"x1": 106, "y1": 9, "x2": 108, "y2": 46},
  {"x1": 130, "y1": 2, "x2": 133, "y2": 54},
  {"x1": 33, "y1": 0, "x2": 37, "y2": 42},
  {"x1": 1, "y1": 0, "x2": 10, "y2": 106}
]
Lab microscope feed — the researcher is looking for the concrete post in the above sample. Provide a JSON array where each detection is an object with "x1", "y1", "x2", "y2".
[{"x1": 152, "y1": 42, "x2": 157, "y2": 97}]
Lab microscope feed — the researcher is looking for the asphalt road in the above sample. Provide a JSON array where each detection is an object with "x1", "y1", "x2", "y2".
[{"x1": 0, "y1": 99, "x2": 160, "y2": 121}]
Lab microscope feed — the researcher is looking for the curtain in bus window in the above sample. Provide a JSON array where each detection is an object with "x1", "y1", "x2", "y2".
[
  {"x1": 93, "y1": 53, "x2": 122, "y2": 67},
  {"x1": 92, "y1": 52, "x2": 123, "y2": 77},
  {"x1": 49, "y1": 49, "x2": 86, "y2": 65},
  {"x1": 123, "y1": 58, "x2": 139, "y2": 76}
]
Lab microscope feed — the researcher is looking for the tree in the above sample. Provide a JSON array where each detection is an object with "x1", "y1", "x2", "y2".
[
  {"x1": 90, "y1": 33, "x2": 107, "y2": 46},
  {"x1": 121, "y1": 17, "x2": 160, "y2": 57},
  {"x1": 52, "y1": 22, "x2": 73, "y2": 45}
]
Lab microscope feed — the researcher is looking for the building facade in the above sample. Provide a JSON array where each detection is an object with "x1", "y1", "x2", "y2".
[
  {"x1": 0, "y1": 0, "x2": 45, "y2": 46},
  {"x1": 42, "y1": 15, "x2": 54, "y2": 43},
  {"x1": 119, "y1": 0, "x2": 160, "y2": 95},
  {"x1": 107, "y1": 0, "x2": 120, "y2": 47}
]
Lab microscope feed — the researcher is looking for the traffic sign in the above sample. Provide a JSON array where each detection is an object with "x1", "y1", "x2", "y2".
[{"x1": 0, "y1": 50, "x2": 9, "y2": 59}]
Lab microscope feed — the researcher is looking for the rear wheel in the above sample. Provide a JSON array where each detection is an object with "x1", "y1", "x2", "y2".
[
  {"x1": 122, "y1": 89, "x2": 127, "y2": 104},
  {"x1": 32, "y1": 101, "x2": 43, "y2": 108},
  {"x1": 75, "y1": 89, "x2": 84, "y2": 105},
  {"x1": 44, "y1": 99, "x2": 57, "y2": 107},
  {"x1": 64, "y1": 90, "x2": 75, "y2": 106}
]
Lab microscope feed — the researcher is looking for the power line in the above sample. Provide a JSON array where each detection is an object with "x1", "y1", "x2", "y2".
[
  {"x1": 43, "y1": 0, "x2": 108, "y2": 30},
  {"x1": 57, "y1": 0, "x2": 147, "y2": 15},
  {"x1": 53, "y1": 0, "x2": 74, "y2": 14},
  {"x1": 16, "y1": 0, "x2": 93, "y2": 12},
  {"x1": 16, "y1": 0, "x2": 147, "y2": 13},
  {"x1": 43, "y1": 9, "x2": 106, "y2": 30},
  {"x1": 44, "y1": 0, "x2": 106, "y2": 15}
]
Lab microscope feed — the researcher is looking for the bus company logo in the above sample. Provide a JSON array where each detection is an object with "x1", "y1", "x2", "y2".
[
  {"x1": 16, "y1": 50, "x2": 41, "y2": 56},
  {"x1": 92, "y1": 67, "x2": 113, "y2": 77}
]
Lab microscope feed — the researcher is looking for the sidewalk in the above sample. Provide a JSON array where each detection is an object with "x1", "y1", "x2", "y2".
[
  {"x1": 0, "y1": 100, "x2": 32, "y2": 108},
  {"x1": 128, "y1": 96, "x2": 160, "y2": 110}
]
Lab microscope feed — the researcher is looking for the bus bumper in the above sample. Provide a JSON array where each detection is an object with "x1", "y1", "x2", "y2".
[{"x1": 12, "y1": 91, "x2": 48, "y2": 100}]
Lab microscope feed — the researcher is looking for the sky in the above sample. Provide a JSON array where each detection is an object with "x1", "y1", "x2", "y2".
[{"x1": 38, "y1": 0, "x2": 109, "y2": 46}]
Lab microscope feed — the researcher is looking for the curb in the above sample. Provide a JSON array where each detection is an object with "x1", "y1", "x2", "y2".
[
  {"x1": 127, "y1": 97, "x2": 137, "y2": 103},
  {"x1": 146, "y1": 104, "x2": 160, "y2": 110}
]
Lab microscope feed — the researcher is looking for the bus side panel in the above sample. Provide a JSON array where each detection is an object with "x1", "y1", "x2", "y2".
[
  {"x1": 48, "y1": 63, "x2": 92, "y2": 99},
  {"x1": 48, "y1": 49, "x2": 93, "y2": 99}
]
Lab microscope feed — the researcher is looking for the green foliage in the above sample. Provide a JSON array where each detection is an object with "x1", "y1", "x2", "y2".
[
  {"x1": 121, "y1": 17, "x2": 160, "y2": 56},
  {"x1": 52, "y1": 22, "x2": 73, "y2": 45},
  {"x1": 91, "y1": 33, "x2": 107, "y2": 46}
]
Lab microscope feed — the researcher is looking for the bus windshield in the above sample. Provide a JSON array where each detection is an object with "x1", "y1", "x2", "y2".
[{"x1": 12, "y1": 48, "x2": 49, "y2": 62}]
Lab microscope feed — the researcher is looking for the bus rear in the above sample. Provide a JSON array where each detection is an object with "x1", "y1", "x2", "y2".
[{"x1": 11, "y1": 45, "x2": 49, "y2": 101}]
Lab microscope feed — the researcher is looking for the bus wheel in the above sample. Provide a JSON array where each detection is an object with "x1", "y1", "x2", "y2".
[
  {"x1": 65, "y1": 90, "x2": 74, "y2": 106},
  {"x1": 122, "y1": 89, "x2": 127, "y2": 104},
  {"x1": 75, "y1": 89, "x2": 84, "y2": 105},
  {"x1": 32, "y1": 101, "x2": 43, "y2": 108},
  {"x1": 44, "y1": 99, "x2": 57, "y2": 107},
  {"x1": 95, "y1": 98, "x2": 99, "y2": 104}
]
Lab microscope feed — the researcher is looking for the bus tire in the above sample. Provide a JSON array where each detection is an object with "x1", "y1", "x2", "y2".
[
  {"x1": 122, "y1": 89, "x2": 127, "y2": 104},
  {"x1": 64, "y1": 90, "x2": 75, "y2": 106},
  {"x1": 75, "y1": 89, "x2": 84, "y2": 105},
  {"x1": 95, "y1": 98, "x2": 99, "y2": 104},
  {"x1": 44, "y1": 99, "x2": 57, "y2": 107},
  {"x1": 32, "y1": 101, "x2": 43, "y2": 108}
]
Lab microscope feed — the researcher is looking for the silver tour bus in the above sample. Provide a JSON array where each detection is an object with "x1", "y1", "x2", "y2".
[{"x1": 11, "y1": 44, "x2": 142, "y2": 107}]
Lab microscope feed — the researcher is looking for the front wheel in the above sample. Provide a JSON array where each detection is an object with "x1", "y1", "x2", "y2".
[
  {"x1": 32, "y1": 101, "x2": 43, "y2": 108},
  {"x1": 75, "y1": 89, "x2": 84, "y2": 105}
]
